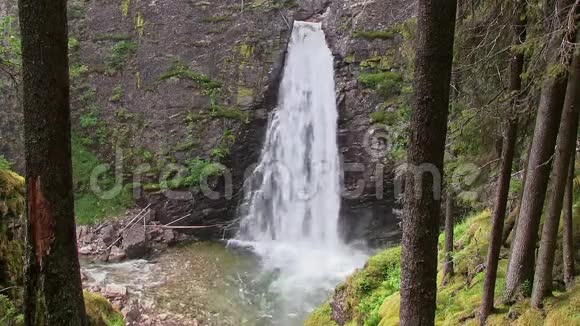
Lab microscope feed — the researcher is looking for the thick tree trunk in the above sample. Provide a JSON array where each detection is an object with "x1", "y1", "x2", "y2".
[
  {"x1": 563, "y1": 148, "x2": 576, "y2": 290},
  {"x1": 19, "y1": 0, "x2": 88, "y2": 324},
  {"x1": 399, "y1": 0, "x2": 457, "y2": 324},
  {"x1": 480, "y1": 2, "x2": 526, "y2": 321},
  {"x1": 442, "y1": 192, "x2": 454, "y2": 284},
  {"x1": 503, "y1": 0, "x2": 576, "y2": 302},
  {"x1": 531, "y1": 49, "x2": 580, "y2": 308}
]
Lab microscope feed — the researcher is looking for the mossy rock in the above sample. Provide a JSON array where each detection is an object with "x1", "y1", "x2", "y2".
[
  {"x1": 0, "y1": 169, "x2": 25, "y2": 218},
  {"x1": 0, "y1": 169, "x2": 25, "y2": 305},
  {"x1": 84, "y1": 291, "x2": 124, "y2": 326}
]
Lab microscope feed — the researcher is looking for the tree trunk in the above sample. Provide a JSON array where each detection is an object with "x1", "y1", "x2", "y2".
[
  {"x1": 399, "y1": 0, "x2": 457, "y2": 324},
  {"x1": 19, "y1": 0, "x2": 88, "y2": 324},
  {"x1": 531, "y1": 48, "x2": 580, "y2": 308},
  {"x1": 480, "y1": 2, "x2": 526, "y2": 321},
  {"x1": 503, "y1": 0, "x2": 577, "y2": 302},
  {"x1": 563, "y1": 147, "x2": 576, "y2": 290},
  {"x1": 442, "y1": 192, "x2": 454, "y2": 284},
  {"x1": 480, "y1": 119, "x2": 519, "y2": 322}
]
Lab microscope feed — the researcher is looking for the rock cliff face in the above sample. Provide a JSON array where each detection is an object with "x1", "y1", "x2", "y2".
[{"x1": 0, "y1": 0, "x2": 413, "y2": 245}]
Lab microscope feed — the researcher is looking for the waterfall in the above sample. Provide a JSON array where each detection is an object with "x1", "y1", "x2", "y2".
[
  {"x1": 230, "y1": 21, "x2": 367, "y2": 324},
  {"x1": 238, "y1": 21, "x2": 341, "y2": 245}
]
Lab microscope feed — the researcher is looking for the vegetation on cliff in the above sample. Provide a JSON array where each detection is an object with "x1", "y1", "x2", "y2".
[{"x1": 307, "y1": 207, "x2": 580, "y2": 325}]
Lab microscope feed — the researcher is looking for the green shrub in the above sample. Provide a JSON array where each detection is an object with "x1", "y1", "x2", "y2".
[
  {"x1": 161, "y1": 158, "x2": 224, "y2": 189},
  {"x1": 68, "y1": 37, "x2": 80, "y2": 52},
  {"x1": 0, "y1": 295, "x2": 23, "y2": 326},
  {"x1": 105, "y1": 41, "x2": 137, "y2": 74},
  {"x1": 109, "y1": 84, "x2": 124, "y2": 102},
  {"x1": 0, "y1": 155, "x2": 12, "y2": 170},
  {"x1": 358, "y1": 71, "x2": 402, "y2": 98},
  {"x1": 80, "y1": 110, "x2": 99, "y2": 128},
  {"x1": 70, "y1": 64, "x2": 89, "y2": 80}
]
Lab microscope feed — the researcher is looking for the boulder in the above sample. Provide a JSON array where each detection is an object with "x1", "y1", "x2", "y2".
[
  {"x1": 121, "y1": 304, "x2": 141, "y2": 323},
  {"x1": 162, "y1": 229, "x2": 176, "y2": 245},
  {"x1": 108, "y1": 245, "x2": 126, "y2": 262},
  {"x1": 104, "y1": 284, "x2": 127, "y2": 298},
  {"x1": 100, "y1": 224, "x2": 116, "y2": 245},
  {"x1": 121, "y1": 224, "x2": 149, "y2": 259}
]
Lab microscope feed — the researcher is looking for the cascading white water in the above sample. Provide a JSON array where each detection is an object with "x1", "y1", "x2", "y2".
[
  {"x1": 239, "y1": 21, "x2": 341, "y2": 245},
  {"x1": 230, "y1": 21, "x2": 367, "y2": 324}
]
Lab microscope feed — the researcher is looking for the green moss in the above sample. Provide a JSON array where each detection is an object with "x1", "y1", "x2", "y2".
[
  {"x1": 360, "y1": 54, "x2": 395, "y2": 70},
  {"x1": 236, "y1": 86, "x2": 254, "y2": 106},
  {"x1": 157, "y1": 60, "x2": 221, "y2": 90},
  {"x1": 0, "y1": 169, "x2": 25, "y2": 307},
  {"x1": 70, "y1": 64, "x2": 89, "y2": 80},
  {"x1": 353, "y1": 30, "x2": 398, "y2": 40},
  {"x1": 72, "y1": 137, "x2": 134, "y2": 224},
  {"x1": 370, "y1": 109, "x2": 398, "y2": 125},
  {"x1": 210, "y1": 105, "x2": 249, "y2": 122},
  {"x1": 0, "y1": 155, "x2": 12, "y2": 170},
  {"x1": 133, "y1": 12, "x2": 144, "y2": 37},
  {"x1": 358, "y1": 71, "x2": 402, "y2": 98},
  {"x1": 109, "y1": 84, "x2": 124, "y2": 103},
  {"x1": 105, "y1": 41, "x2": 137, "y2": 74},
  {"x1": 0, "y1": 295, "x2": 23, "y2": 325},
  {"x1": 310, "y1": 247, "x2": 401, "y2": 325},
  {"x1": 120, "y1": 0, "x2": 130, "y2": 16},
  {"x1": 0, "y1": 169, "x2": 25, "y2": 220},
  {"x1": 160, "y1": 158, "x2": 224, "y2": 189},
  {"x1": 68, "y1": 37, "x2": 80, "y2": 52},
  {"x1": 344, "y1": 53, "x2": 356, "y2": 63},
  {"x1": 236, "y1": 43, "x2": 254, "y2": 59},
  {"x1": 304, "y1": 302, "x2": 337, "y2": 326},
  {"x1": 84, "y1": 291, "x2": 125, "y2": 326}
]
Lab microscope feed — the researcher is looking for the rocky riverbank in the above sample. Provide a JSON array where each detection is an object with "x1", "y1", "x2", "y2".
[{"x1": 76, "y1": 207, "x2": 194, "y2": 263}]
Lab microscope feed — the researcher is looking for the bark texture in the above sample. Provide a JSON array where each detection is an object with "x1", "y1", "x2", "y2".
[
  {"x1": 503, "y1": 0, "x2": 576, "y2": 301},
  {"x1": 399, "y1": 0, "x2": 457, "y2": 324},
  {"x1": 531, "y1": 49, "x2": 580, "y2": 307},
  {"x1": 480, "y1": 119, "x2": 519, "y2": 321},
  {"x1": 480, "y1": 2, "x2": 526, "y2": 321},
  {"x1": 563, "y1": 148, "x2": 576, "y2": 290},
  {"x1": 19, "y1": 0, "x2": 88, "y2": 324}
]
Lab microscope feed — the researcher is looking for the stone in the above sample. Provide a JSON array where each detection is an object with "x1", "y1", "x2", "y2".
[
  {"x1": 104, "y1": 284, "x2": 127, "y2": 298},
  {"x1": 162, "y1": 229, "x2": 176, "y2": 244},
  {"x1": 121, "y1": 305, "x2": 141, "y2": 322},
  {"x1": 121, "y1": 224, "x2": 149, "y2": 259},
  {"x1": 78, "y1": 245, "x2": 93, "y2": 255},
  {"x1": 108, "y1": 245, "x2": 126, "y2": 262},
  {"x1": 100, "y1": 224, "x2": 116, "y2": 245}
]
